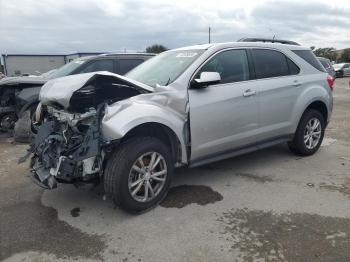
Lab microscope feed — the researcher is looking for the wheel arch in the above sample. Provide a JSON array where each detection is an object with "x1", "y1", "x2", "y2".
[
  {"x1": 305, "y1": 100, "x2": 328, "y2": 124},
  {"x1": 290, "y1": 83, "x2": 332, "y2": 134},
  {"x1": 120, "y1": 122, "x2": 183, "y2": 165}
]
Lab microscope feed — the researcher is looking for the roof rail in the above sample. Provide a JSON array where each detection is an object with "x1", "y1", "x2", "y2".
[
  {"x1": 237, "y1": 37, "x2": 300, "y2": 46},
  {"x1": 99, "y1": 52, "x2": 156, "y2": 56}
]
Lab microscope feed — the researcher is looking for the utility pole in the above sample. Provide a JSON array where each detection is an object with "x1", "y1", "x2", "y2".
[{"x1": 208, "y1": 27, "x2": 211, "y2": 44}]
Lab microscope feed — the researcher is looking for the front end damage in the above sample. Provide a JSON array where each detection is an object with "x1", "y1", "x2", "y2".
[
  {"x1": 21, "y1": 72, "x2": 153, "y2": 189},
  {"x1": 27, "y1": 106, "x2": 104, "y2": 189}
]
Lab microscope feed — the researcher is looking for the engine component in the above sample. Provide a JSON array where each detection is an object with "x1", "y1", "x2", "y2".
[{"x1": 24, "y1": 105, "x2": 105, "y2": 189}]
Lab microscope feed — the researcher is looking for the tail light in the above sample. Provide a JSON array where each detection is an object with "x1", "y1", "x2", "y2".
[{"x1": 327, "y1": 75, "x2": 334, "y2": 91}]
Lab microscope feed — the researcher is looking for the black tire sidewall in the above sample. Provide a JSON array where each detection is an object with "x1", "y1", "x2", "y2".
[
  {"x1": 29, "y1": 104, "x2": 39, "y2": 134},
  {"x1": 106, "y1": 137, "x2": 173, "y2": 213},
  {"x1": 293, "y1": 109, "x2": 325, "y2": 156}
]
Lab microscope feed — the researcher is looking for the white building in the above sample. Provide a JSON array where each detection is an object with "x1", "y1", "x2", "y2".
[{"x1": 1, "y1": 52, "x2": 104, "y2": 76}]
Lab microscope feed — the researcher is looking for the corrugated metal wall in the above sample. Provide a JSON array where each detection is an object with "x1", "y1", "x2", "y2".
[{"x1": 4, "y1": 55, "x2": 65, "y2": 76}]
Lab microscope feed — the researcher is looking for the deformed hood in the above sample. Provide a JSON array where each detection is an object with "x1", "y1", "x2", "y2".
[{"x1": 39, "y1": 71, "x2": 154, "y2": 109}]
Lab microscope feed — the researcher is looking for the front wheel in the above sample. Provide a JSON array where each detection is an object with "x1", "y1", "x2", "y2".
[
  {"x1": 104, "y1": 137, "x2": 173, "y2": 214},
  {"x1": 288, "y1": 109, "x2": 325, "y2": 156}
]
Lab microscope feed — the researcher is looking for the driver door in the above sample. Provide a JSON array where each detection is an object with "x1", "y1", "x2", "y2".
[{"x1": 188, "y1": 49, "x2": 259, "y2": 162}]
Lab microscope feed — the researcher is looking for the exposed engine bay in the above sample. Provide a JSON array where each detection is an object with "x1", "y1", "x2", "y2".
[{"x1": 20, "y1": 72, "x2": 151, "y2": 189}]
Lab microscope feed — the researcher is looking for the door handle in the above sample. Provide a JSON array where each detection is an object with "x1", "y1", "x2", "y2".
[
  {"x1": 243, "y1": 89, "x2": 256, "y2": 97},
  {"x1": 292, "y1": 81, "x2": 302, "y2": 87}
]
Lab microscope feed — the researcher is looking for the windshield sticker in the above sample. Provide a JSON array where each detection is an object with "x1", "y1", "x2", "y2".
[{"x1": 176, "y1": 52, "x2": 198, "y2": 58}]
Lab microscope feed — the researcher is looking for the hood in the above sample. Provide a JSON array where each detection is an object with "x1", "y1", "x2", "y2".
[
  {"x1": 0, "y1": 76, "x2": 48, "y2": 86},
  {"x1": 40, "y1": 71, "x2": 154, "y2": 110}
]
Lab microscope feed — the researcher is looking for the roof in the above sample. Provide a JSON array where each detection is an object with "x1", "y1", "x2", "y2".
[
  {"x1": 237, "y1": 37, "x2": 300, "y2": 46},
  {"x1": 100, "y1": 52, "x2": 155, "y2": 57},
  {"x1": 317, "y1": 57, "x2": 331, "y2": 61},
  {"x1": 172, "y1": 42, "x2": 308, "y2": 52}
]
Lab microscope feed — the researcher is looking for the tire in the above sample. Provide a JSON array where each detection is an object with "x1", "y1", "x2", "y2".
[
  {"x1": 104, "y1": 136, "x2": 173, "y2": 214},
  {"x1": 29, "y1": 104, "x2": 39, "y2": 134},
  {"x1": 14, "y1": 110, "x2": 32, "y2": 143},
  {"x1": 288, "y1": 109, "x2": 325, "y2": 156}
]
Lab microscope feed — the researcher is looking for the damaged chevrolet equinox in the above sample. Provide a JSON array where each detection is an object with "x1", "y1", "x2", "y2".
[{"x1": 23, "y1": 39, "x2": 333, "y2": 213}]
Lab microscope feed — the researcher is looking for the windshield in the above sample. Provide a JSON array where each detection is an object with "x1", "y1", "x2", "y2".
[
  {"x1": 125, "y1": 50, "x2": 204, "y2": 87},
  {"x1": 40, "y1": 69, "x2": 57, "y2": 78},
  {"x1": 48, "y1": 60, "x2": 86, "y2": 79}
]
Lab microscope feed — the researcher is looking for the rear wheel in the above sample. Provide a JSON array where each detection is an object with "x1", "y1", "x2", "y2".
[
  {"x1": 104, "y1": 137, "x2": 173, "y2": 214},
  {"x1": 288, "y1": 109, "x2": 325, "y2": 156}
]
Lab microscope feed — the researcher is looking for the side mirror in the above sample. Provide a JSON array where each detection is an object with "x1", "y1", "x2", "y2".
[{"x1": 191, "y1": 72, "x2": 221, "y2": 89}]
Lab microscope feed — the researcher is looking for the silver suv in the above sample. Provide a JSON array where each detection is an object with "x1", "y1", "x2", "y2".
[{"x1": 24, "y1": 39, "x2": 333, "y2": 213}]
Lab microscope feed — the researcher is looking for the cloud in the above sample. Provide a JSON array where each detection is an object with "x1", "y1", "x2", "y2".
[{"x1": 0, "y1": 0, "x2": 349, "y2": 55}]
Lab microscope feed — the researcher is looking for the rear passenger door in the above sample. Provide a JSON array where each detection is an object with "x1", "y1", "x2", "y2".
[{"x1": 250, "y1": 48, "x2": 301, "y2": 142}]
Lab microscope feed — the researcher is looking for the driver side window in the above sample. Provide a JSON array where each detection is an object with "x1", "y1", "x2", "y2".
[{"x1": 197, "y1": 49, "x2": 250, "y2": 84}]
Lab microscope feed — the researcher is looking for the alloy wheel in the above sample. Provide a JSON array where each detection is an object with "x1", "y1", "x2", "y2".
[
  {"x1": 128, "y1": 151, "x2": 167, "y2": 203},
  {"x1": 304, "y1": 118, "x2": 322, "y2": 149}
]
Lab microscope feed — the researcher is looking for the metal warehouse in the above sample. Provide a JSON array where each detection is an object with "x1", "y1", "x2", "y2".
[{"x1": 1, "y1": 52, "x2": 104, "y2": 77}]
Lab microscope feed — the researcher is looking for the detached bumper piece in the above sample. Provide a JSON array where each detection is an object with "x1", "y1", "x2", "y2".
[{"x1": 30, "y1": 167, "x2": 58, "y2": 189}]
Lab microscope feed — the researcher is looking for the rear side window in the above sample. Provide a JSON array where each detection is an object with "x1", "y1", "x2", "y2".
[
  {"x1": 287, "y1": 58, "x2": 300, "y2": 75},
  {"x1": 79, "y1": 59, "x2": 114, "y2": 73},
  {"x1": 117, "y1": 59, "x2": 144, "y2": 75},
  {"x1": 292, "y1": 50, "x2": 326, "y2": 72},
  {"x1": 251, "y1": 49, "x2": 290, "y2": 78}
]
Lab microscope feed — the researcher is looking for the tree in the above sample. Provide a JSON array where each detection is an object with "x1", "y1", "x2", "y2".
[
  {"x1": 145, "y1": 44, "x2": 168, "y2": 54},
  {"x1": 339, "y1": 49, "x2": 350, "y2": 62},
  {"x1": 312, "y1": 47, "x2": 336, "y2": 61}
]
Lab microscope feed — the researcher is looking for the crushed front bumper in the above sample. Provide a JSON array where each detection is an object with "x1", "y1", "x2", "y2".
[{"x1": 20, "y1": 113, "x2": 103, "y2": 189}]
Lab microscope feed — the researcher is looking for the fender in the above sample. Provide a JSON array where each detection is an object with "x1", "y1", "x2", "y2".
[
  {"x1": 102, "y1": 102, "x2": 188, "y2": 163},
  {"x1": 289, "y1": 82, "x2": 332, "y2": 134},
  {"x1": 18, "y1": 98, "x2": 39, "y2": 117}
]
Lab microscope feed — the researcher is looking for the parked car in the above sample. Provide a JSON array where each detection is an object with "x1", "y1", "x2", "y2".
[
  {"x1": 0, "y1": 72, "x2": 6, "y2": 80},
  {"x1": 333, "y1": 63, "x2": 350, "y2": 77},
  {"x1": 23, "y1": 39, "x2": 333, "y2": 213},
  {"x1": 317, "y1": 57, "x2": 336, "y2": 79},
  {"x1": 0, "y1": 53, "x2": 154, "y2": 133}
]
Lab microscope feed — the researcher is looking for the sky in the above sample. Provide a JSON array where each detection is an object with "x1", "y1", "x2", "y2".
[{"x1": 0, "y1": 0, "x2": 350, "y2": 55}]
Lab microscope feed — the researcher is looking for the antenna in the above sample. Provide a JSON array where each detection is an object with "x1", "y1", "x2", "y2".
[{"x1": 208, "y1": 27, "x2": 211, "y2": 44}]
